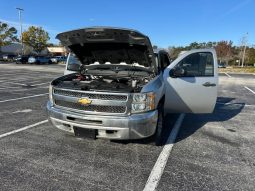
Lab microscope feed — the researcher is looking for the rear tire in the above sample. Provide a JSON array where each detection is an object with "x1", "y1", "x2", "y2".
[{"x1": 154, "y1": 105, "x2": 165, "y2": 146}]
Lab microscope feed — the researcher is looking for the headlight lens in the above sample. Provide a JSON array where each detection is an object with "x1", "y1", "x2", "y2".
[
  {"x1": 132, "y1": 103, "x2": 146, "y2": 111},
  {"x1": 131, "y1": 92, "x2": 155, "y2": 113},
  {"x1": 133, "y1": 94, "x2": 147, "y2": 102}
]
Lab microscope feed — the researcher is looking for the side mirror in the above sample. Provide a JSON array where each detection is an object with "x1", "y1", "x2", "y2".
[
  {"x1": 169, "y1": 67, "x2": 185, "y2": 78},
  {"x1": 67, "y1": 63, "x2": 80, "y2": 71}
]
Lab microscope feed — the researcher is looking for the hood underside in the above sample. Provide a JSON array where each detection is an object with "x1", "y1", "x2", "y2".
[{"x1": 56, "y1": 27, "x2": 156, "y2": 70}]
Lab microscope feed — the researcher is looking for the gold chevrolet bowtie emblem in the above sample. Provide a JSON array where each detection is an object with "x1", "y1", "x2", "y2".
[{"x1": 78, "y1": 98, "x2": 92, "y2": 105}]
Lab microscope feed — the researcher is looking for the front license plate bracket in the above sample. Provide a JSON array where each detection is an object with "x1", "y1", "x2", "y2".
[{"x1": 73, "y1": 126, "x2": 97, "y2": 139}]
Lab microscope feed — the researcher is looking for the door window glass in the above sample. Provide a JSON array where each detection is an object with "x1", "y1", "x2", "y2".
[{"x1": 176, "y1": 52, "x2": 214, "y2": 76}]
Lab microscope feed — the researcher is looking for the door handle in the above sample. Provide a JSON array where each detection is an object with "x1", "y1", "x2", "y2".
[{"x1": 203, "y1": 82, "x2": 216, "y2": 87}]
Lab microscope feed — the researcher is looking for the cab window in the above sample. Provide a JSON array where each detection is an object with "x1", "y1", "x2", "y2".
[{"x1": 176, "y1": 52, "x2": 214, "y2": 77}]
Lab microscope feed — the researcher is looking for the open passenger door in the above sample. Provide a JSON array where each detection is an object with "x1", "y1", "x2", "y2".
[{"x1": 163, "y1": 49, "x2": 218, "y2": 113}]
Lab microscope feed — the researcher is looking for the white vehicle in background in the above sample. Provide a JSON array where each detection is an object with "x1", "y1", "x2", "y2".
[
  {"x1": 64, "y1": 53, "x2": 81, "y2": 75},
  {"x1": 51, "y1": 56, "x2": 67, "y2": 63},
  {"x1": 28, "y1": 56, "x2": 52, "y2": 64}
]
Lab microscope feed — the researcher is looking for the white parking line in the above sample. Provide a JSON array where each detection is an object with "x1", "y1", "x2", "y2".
[
  {"x1": 0, "y1": 72, "x2": 39, "y2": 78},
  {"x1": 0, "y1": 86, "x2": 18, "y2": 89},
  {"x1": 143, "y1": 114, "x2": 185, "y2": 191},
  {"x1": 0, "y1": 93, "x2": 49, "y2": 103},
  {"x1": 1, "y1": 81, "x2": 50, "y2": 87},
  {"x1": 0, "y1": 76, "x2": 54, "y2": 82},
  {"x1": 5, "y1": 81, "x2": 28, "y2": 86},
  {"x1": 5, "y1": 86, "x2": 48, "y2": 92},
  {"x1": 31, "y1": 82, "x2": 50, "y2": 86},
  {"x1": 0, "y1": 120, "x2": 48, "y2": 139},
  {"x1": 216, "y1": 102, "x2": 254, "y2": 107},
  {"x1": 224, "y1": 72, "x2": 231, "y2": 77},
  {"x1": 244, "y1": 86, "x2": 255, "y2": 95},
  {"x1": 12, "y1": 109, "x2": 33, "y2": 114}
]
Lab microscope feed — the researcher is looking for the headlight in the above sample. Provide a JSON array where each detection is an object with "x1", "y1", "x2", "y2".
[
  {"x1": 49, "y1": 84, "x2": 53, "y2": 103},
  {"x1": 131, "y1": 92, "x2": 155, "y2": 113},
  {"x1": 133, "y1": 94, "x2": 147, "y2": 102},
  {"x1": 132, "y1": 103, "x2": 146, "y2": 111}
]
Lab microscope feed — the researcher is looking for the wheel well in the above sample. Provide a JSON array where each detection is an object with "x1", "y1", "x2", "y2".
[{"x1": 157, "y1": 95, "x2": 165, "y2": 109}]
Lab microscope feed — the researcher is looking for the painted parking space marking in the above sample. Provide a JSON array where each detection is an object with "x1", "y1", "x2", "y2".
[
  {"x1": 30, "y1": 82, "x2": 51, "y2": 86},
  {"x1": 0, "y1": 86, "x2": 48, "y2": 92},
  {"x1": 0, "y1": 120, "x2": 48, "y2": 139},
  {"x1": 224, "y1": 72, "x2": 231, "y2": 77},
  {"x1": 244, "y1": 86, "x2": 255, "y2": 95},
  {"x1": 143, "y1": 114, "x2": 185, "y2": 191},
  {"x1": 0, "y1": 81, "x2": 50, "y2": 87},
  {"x1": 216, "y1": 101, "x2": 254, "y2": 107},
  {"x1": 0, "y1": 75, "x2": 55, "y2": 82},
  {"x1": 0, "y1": 93, "x2": 49, "y2": 103},
  {"x1": 12, "y1": 109, "x2": 33, "y2": 114},
  {"x1": 4, "y1": 81, "x2": 28, "y2": 86},
  {"x1": 0, "y1": 86, "x2": 18, "y2": 89}
]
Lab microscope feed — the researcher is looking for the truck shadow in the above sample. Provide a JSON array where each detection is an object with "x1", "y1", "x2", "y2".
[
  {"x1": 113, "y1": 97, "x2": 244, "y2": 146},
  {"x1": 162, "y1": 96, "x2": 245, "y2": 145}
]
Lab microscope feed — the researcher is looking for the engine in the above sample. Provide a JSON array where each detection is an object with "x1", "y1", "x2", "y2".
[{"x1": 54, "y1": 73, "x2": 151, "y2": 93}]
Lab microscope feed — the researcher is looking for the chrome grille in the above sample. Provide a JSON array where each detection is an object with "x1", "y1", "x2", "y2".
[
  {"x1": 54, "y1": 100, "x2": 126, "y2": 114},
  {"x1": 54, "y1": 89, "x2": 127, "y2": 101}
]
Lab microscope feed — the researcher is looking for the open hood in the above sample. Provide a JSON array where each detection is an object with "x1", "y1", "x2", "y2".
[{"x1": 56, "y1": 27, "x2": 157, "y2": 72}]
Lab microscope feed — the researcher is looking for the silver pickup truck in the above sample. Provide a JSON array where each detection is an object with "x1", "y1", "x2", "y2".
[{"x1": 47, "y1": 27, "x2": 218, "y2": 145}]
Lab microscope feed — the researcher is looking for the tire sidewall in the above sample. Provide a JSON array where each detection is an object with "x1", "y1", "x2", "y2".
[{"x1": 155, "y1": 104, "x2": 165, "y2": 146}]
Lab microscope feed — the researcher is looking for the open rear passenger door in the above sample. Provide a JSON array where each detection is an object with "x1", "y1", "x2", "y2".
[{"x1": 163, "y1": 49, "x2": 218, "y2": 113}]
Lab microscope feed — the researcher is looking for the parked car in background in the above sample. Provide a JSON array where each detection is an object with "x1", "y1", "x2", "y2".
[
  {"x1": 15, "y1": 55, "x2": 29, "y2": 64},
  {"x1": 51, "y1": 56, "x2": 67, "y2": 63},
  {"x1": 218, "y1": 63, "x2": 226, "y2": 68},
  {"x1": 2, "y1": 54, "x2": 16, "y2": 61},
  {"x1": 28, "y1": 56, "x2": 52, "y2": 64}
]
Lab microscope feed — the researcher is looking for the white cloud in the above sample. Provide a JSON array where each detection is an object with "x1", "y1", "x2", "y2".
[
  {"x1": 0, "y1": 19, "x2": 59, "y2": 34},
  {"x1": 0, "y1": 18, "x2": 59, "y2": 43},
  {"x1": 1, "y1": 18, "x2": 36, "y2": 29},
  {"x1": 223, "y1": 0, "x2": 252, "y2": 17}
]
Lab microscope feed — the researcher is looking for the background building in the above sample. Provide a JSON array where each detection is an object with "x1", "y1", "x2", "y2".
[{"x1": 0, "y1": 43, "x2": 67, "y2": 56}]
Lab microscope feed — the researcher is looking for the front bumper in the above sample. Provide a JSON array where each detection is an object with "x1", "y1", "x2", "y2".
[{"x1": 47, "y1": 101, "x2": 158, "y2": 140}]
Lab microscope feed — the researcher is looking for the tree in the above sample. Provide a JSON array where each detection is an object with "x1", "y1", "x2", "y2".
[
  {"x1": 215, "y1": 41, "x2": 233, "y2": 65},
  {"x1": 22, "y1": 26, "x2": 50, "y2": 54},
  {"x1": 239, "y1": 33, "x2": 248, "y2": 67},
  {"x1": 187, "y1": 41, "x2": 217, "y2": 49},
  {"x1": 188, "y1": 42, "x2": 200, "y2": 49},
  {"x1": 0, "y1": 22, "x2": 18, "y2": 46},
  {"x1": 168, "y1": 46, "x2": 187, "y2": 59},
  {"x1": 246, "y1": 47, "x2": 255, "y2": 65}
]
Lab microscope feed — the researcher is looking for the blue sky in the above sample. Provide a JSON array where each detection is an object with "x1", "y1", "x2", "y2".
[{"x1": 0, "y1": 0, "x2": 254, "y2": 47}]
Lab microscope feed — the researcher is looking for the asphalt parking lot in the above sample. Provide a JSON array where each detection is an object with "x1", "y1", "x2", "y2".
[{"x1": 0, "y1": 63, "x2": 254, "y2": 191}]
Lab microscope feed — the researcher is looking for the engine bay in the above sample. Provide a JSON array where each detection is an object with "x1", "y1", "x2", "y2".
[{"x1": 54, "y1": 73, "x2": 152, "y2": 93}]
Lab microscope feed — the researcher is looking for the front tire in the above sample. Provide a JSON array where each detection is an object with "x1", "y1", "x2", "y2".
[{"x1": 154, "y1": 105, "x2": 165, "y2": 146}]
